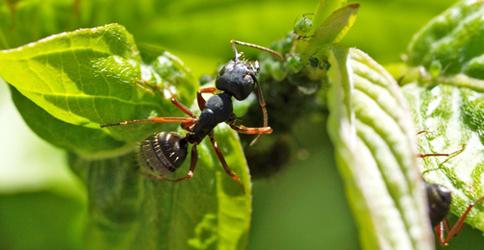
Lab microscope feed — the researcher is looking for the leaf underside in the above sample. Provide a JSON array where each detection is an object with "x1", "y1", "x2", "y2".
[{"x1": 327, "y1": 47, "x2": 434, "y2": 250}]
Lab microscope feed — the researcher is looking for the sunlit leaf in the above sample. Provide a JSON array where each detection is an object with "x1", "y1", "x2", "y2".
[
  {"x1": 402, "y1": 0, "x2": 484, "y2": 232},
  {"x1": 327, "y1": 47, "x2": 433, "y2": 249},
  {"x1": 407, "y1": 0, "x2": 484, "y2": 77},
  {"x1": 303, "y1": 3, "x2": 359, "y2": 57},
  {"x1": 311, "y1": 0, "x2": 347, "y2": 34},
  {"x1": 0, "y1": 24, "x2": 198, "y2": 157}
]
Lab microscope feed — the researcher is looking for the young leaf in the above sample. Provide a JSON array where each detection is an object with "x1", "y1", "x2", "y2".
[
  {"x1": 299, "y1": 3, "x2": 359, "y2": 61},
  {"x1": 403, "y1": 0, "x2": 484, "y2": 232},
  {"x1": 69, "y1": 124, "x2": 252, "y2": 250},
  {"x1": 308, "y1": 4, "x2": 359, "y2": 51},
  {"x1": 327, "y1": 47, "x2": 434, "y2": 249},
  {"x1": 311, "y1": 0, "x2": 347, "y2": 33},
  {"x1": 0, "y1": 24, "x2": 198, "y2": 157}
]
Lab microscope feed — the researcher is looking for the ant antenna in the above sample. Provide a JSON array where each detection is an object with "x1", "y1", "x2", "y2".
[{"x1": 231, "y1": 40, "x2": 284, "y2": 62}]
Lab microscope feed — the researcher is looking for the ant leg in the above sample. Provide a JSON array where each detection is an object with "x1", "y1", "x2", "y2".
[
  {"x1": 440, "y1": 196, "x2": 484, "y2": 245},
  {"x1": 417, "y1": 144, "x2": 466, "y2": 159},
  {"x1": 434, "y1": 222, "x2": 446, "y2": 246},
  {"x1": 141, "y1": 145, "x2": 198, "y2": 182},
  {"x1": 230, "y1": 40, "x2": 284, "y2": 61},
  {"x1": 416, "y1": 130, "x2": 427, "y2": 135},
  {"x1": 418, "y1": 152, "x2": 452, "y2": 158},
  {"x1": 196, "y1": 86, "x2": 217, "y2": 110},
  {"x1": 208, "y1": 131, "x2": 242, "y2": 186},
  {"x1": 170, "y1": 96, "x2": 195, "y2": 118},
  {"x1": 229, "y1": 124, "x2": 273, "y2": 135},
  {"x1": 172, "y1": 145, "x2": 198, "y2": 182},
  {"x1": 249, "y1": 80, "x2": 269, "y2": 146},
  {"x1": 101, "y1": 117, "x2": 196, "y2": 128},
  {"x1": 443, "y1": 218, "x2": 450, "y2": 232}
]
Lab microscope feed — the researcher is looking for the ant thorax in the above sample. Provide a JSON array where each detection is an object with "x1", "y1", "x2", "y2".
[{"x1": 187, "y1": 93, "x2": 234, "y2": 144}]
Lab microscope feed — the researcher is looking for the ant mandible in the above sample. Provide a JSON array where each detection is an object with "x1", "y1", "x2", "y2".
[
  {"x1": 418, "y1": 145, "x2": 484, "y2": 246},
  {"x1": 101, "y1": 40, "x2": 283, "y2": 184}
]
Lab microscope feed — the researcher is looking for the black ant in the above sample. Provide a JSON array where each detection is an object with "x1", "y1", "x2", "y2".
[
  {"x1": 418, "y1": 145, "x2": 484, "y2": 246},
  {"x1": 425, "y1": 183, "x2": 484, "y2": 246},
  {"x1": 101, "y1": 40, "x2": 282, "y2": 184}
]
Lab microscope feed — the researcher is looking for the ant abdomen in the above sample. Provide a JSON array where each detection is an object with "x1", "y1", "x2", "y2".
[{"x1": 138, "y1": 132, "x2": 188, "y2": 175}]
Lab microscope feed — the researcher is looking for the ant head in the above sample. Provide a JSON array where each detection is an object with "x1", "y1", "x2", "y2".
[
  {"x1": 216, "y1": 59, "x2": 259, "y2": 101},
  {"x1": 426, "y1": 183, "x2": 452, "y2": 227},
  {"x1": 139, "y1": 132, "x2": 188, "y2": 175}
]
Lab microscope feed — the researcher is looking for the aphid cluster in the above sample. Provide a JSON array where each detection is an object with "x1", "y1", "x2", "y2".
[{"x1": 240, "y1": 15, "x2": 330, "y2": 178}]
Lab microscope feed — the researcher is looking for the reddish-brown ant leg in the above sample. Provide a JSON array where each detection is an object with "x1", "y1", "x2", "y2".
[
  {"x1": 196, "y1": 86, "x2": 217, "y2": 110},
  {"x1": 416, "y1": 130, "x2": 466, "y2": 159},
  {"x1": 417, "y1": 144, "x2": 466, "y2": 159},
  {"x1": 250, "y1": 80, "x2": 269, "y2": 146},
  {"x1": 415, "y1": 129, "x2": 444, "y2": 158},
  {"x1": 417, "y1": 130, "x2": 427, "y2": 135},
  {"x1": 170, "y1": 96, "x2": 195, "y2": 118},
  {"x1": 229, "y1": 124, "x2": 272, "y2": 135},
  {"x1": 172, "y1": 145, "x2": 198, "y2": 182},
  {"x1": 443, "y1": 218, "x2": 450, "y2": 232},
  {"x1": 434, "y1": 222, "x2": 445, "y2": 246},
  {"x1": 141, "y1": 145, "x2": 198, "y2": 182},
  {"x1": 181, "y1": 122, "x2": 194, "y2": 131},
  {"x1": 439, "y1": 196, "x2": 484, "y2": 246},
  {"x1": 418, "y1": 152, "x2": 451, "y2": 158},
  {"x1": 208, "y1": 131, "x2": 242, "y2": 186},
  {"x1": 101, "y1": 117, "x2": 197, "y2": 128}
]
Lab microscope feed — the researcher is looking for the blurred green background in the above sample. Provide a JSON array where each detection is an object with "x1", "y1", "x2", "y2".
[{"x1": 2, "y1": 0, "x2": 482, "y2": 249}]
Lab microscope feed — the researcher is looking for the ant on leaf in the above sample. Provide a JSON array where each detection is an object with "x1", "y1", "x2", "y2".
[{"x1": 101, "y1": 40, "x2": 282, "y2": 185}]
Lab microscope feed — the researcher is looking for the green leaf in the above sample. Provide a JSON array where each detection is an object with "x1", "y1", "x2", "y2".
[
  {"x1": 69, "y1": 124, "x2": 251, "y2": 250},
  {"x1": 307, "y1": 4, "x2": 359, "y2": 51},
  {"x1": 327, "y1": 47, "x2": 433, "y2": 249},
  {"x1": 298, "y1": 3, "x2": 359, "y2": 62},
  {"x1": 407, "y1": 0, "x2": 484, "y2": 77},
  {"x1": 402, "y1": 0, "x2": 484, "y2": 232},
  {"x1": 0, "y1": 24, "x2": 198, "y2": 157},
  {"x1": 311, "y1": 0, "x2": 347, "y2": 34},
  {"x1": 9, "y1": 86, "x2": 128, "y2": 158},
  {"x1": 403, "y1": 84, "x2": 484, "y2": 231},
  {"x1": 0, "y1": 190, "x2": 85, "y2": 250}
]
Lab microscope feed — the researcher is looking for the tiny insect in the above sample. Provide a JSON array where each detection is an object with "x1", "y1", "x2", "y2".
[
  {"x1": 425, "y1": 183, "x2": 483, "y2": 246},
  {"x1": 101, "y1": 40, "x2": 282, "y2": 184},
  {"x1": 419, "y1": 145, "x2": 484, "y2": 246}
]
